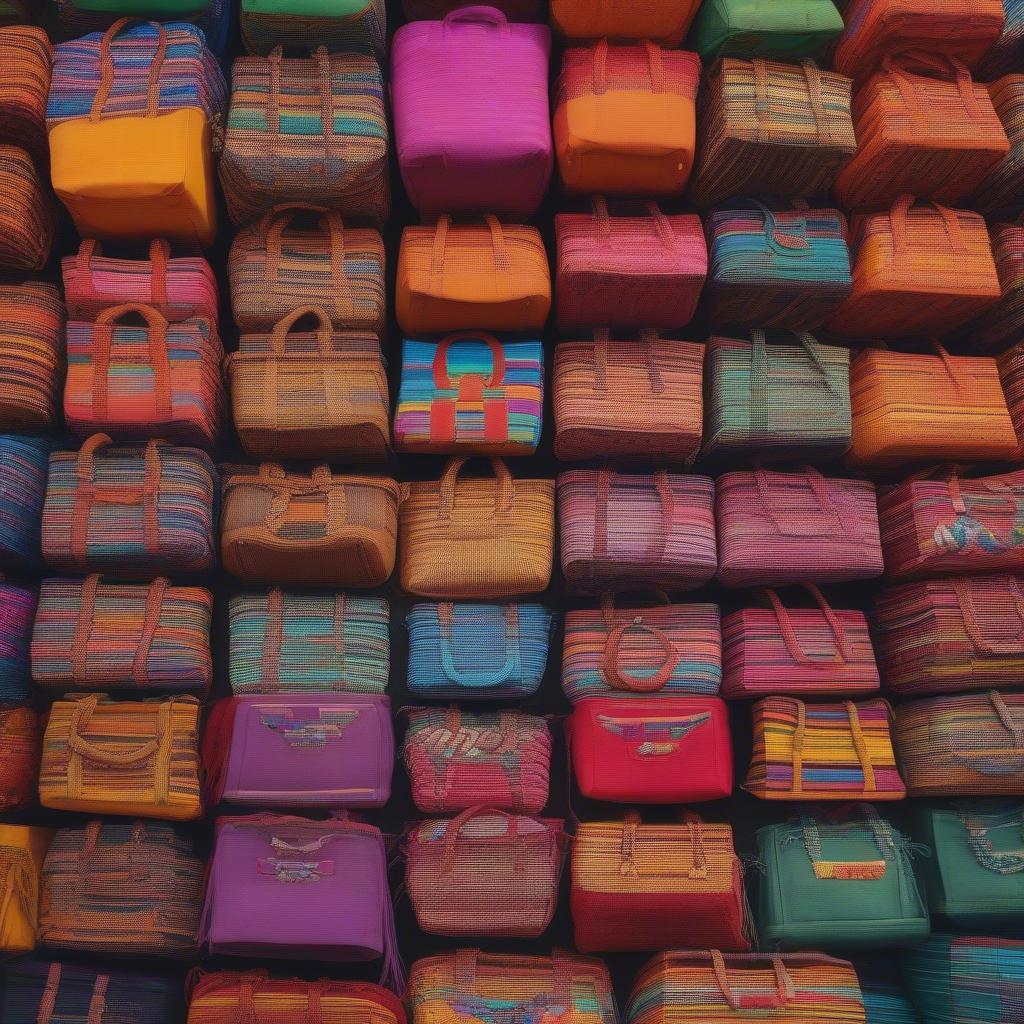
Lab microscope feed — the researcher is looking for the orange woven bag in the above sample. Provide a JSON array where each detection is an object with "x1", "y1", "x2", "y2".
[
  {"x1": 0, "y1": 706, "x2": 39, "y2": 812},
  {"x1": 399, "y1": 458, "x2": 555, "y2": 599},
  {"x1": 0, "y1": 27, "x2": 50, "y2": 164}
]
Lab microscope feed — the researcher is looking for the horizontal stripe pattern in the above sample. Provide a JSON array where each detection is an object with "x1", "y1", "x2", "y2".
[
  {"x1": 0, "y1": 283, "x2": 62, "y2": 432},
  {"x1": 0, "y1": 707, "x2": 38, "y2": 812},
  {"x1": 240, "y1": 0, "x2": 386, "y2": 58},
  {"x1": 0, "y1": 26, "x2": 50, "y2": 162},
  {"x1": 0, "y1": 581, "x2": 35, "y2": 704},
  {"x1": 0, "y1": 145, "x2": 54, "y2": 272},
  {"x1": 973, "y1": 224, "x2": 1024, "y2": 353},
  {"x1": 0, "y1": 434, "x2": 49, "y2": 570}
]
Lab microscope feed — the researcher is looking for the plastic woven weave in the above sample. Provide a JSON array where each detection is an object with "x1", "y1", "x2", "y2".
[
  {"x1": 974, "y1": 75, "x2": 1024, "y2": 216},
  {"x1": 979, "y1": 0, "x2": 1024, "y2": 78},
  {"x1": 0, "y1": 146, "x2": 53, "y2": 272},
  {"x1": 972, "y1": 224, "x2": 1024, "y2": 352},
  {"x1": 999, "y1": 341, "x2": 1024, "y2": 462},
  {"x1": 0, "y1": 26, "x2": 50, "y2": 163},
  {"x1": 0, "y1": 580, "x2": 34, "y2": 703},
  {"x1": 0, "y1": 283, "x2": 62, "y2": 432},
  {"x1": 0, "y1": 434, "x2": 48, "y2": 570},
  {"x1": 0, "y1": 707, "x2": 39, "y2": 813}
]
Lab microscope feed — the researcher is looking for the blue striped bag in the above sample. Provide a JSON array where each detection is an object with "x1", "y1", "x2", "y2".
[
  {"x1": 0, "y1": 579, "x2": 35, "y2": 703},
  {"x1": 0, "y1": 434, "x2": 49, "y2": 570},
  {"x1": 406, "y1": 602, "x2": 552, "y2": 699}
]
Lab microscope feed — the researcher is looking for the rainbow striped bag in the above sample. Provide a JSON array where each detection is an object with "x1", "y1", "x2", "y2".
[
  {"x1": 0, "y1": 579, "x2": 36, "y2": 703},
  {"x1": 0, "y1": 283, "x2": 63, "y2": 433},
  {"x1": 0, "y1": 434, "x2": 49, "y2": 570}
]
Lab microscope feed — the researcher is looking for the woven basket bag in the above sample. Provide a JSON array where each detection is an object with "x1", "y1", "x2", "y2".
[
  {"x1": 31, "y1": 575, "x2": 212, "y2": 693},
  {"x1": 0, "y1": 707, "x2": 40, "y2": 813},
  {"x1": 551, "y1": 0, "x2": 700, "y2": 43},
  {"x1": 0, "y1": 145, "x2": 53, "y2": 272},
  {"x1": 553, "y1": 333, "x2": 704, "y2": 464},
  {"x1": 220, "y1": 464, "x2": 398, "y2": 588},
  {"x1": 1000, "y1": 341, "x2": 1024, "y2": 462},
  {"x1": 0, "y1": 27, "x2": 50, "y2": 164},
  {"x1": 229, "y1": 205, "x2": 385, "y2": 334},
  {"x1": 554, "y1": 199, "x2": 706, "y2": 330},
  {"x1": 0, "y1": 434, "x2": 49, "y2": 571},
  {"x1": 973, "y1": 224, "x2": 1024, "y2": 353},
  {"x1": 219, "y1": 47, "x2": 389, "y2": 227},
  {"x1": 975, "y1": 75, "x2": 1024, "y2": 216},
  {"x1": 399, "y1": 458, "x2": 554, "y2": 599},
  {"x1": 405, "y1": 807, "x2": 566, "y2": 938},
  {"x1": 0, "y1": 283, "x2": 63, "y2": 432},
  {"x1": 239, "y1": 0, "x2": 386, "y2": 58},
  {"x1": 0, "y1": 580, "x2": 36, "y2": 704},
  {"x1": 396, "y1": 217, "x2": 551, "y2": 334},
  {"x1": 688, "y1": 58, "x2": 856, "y2": 208},
  {"x1": 692, "y1": 0, "x2": 844, "y2": 62},
  {"x1": 0, "y1": 825, "x2": 50, "y2": 954}
]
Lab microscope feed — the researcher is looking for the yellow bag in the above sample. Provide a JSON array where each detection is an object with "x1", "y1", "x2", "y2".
[{"x1": 0, "y1": 824, "x2": 50, "y2": 954}]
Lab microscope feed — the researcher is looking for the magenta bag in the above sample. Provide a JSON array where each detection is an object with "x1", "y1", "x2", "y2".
[
  {"x1": 204, "y1": 695, "x2": 393, "y2": 809},
  {"x1": 391, "y1": 6, "x2": 553, "y2": 218},
  {"x1": 200, "y1": 814, "x2": 403, "y2": 989}
]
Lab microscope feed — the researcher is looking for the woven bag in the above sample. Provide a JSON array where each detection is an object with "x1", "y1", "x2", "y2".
[
  {"x1": 554, "y1": 41, "x2": 700, "y2": 196},
  {"x1": 228, "y1": 306, "x2": 390, "y2": 461},
  {"x1": 240, "y1": 0, "x2": 385, "y2": 57},
  {"x1": 858, "y1": 972, "x2": 918, "y2": 1024},
  {"x1": 835, "y1": 53, "x2": 1010, "y2": 210},
  {"x1": 571, "y1": 814, "x2": 750, "y2": 953},
  {"x1": 716, "y1": 467, "x2": 884, "y2": 588},
  {"x1": 0, "y1": 707, "x2": 40, "y2": 813},
  {"x1": 399, "y1": 458, "x2": 554, "y2": 599},
  {"x1": 0, "y1": 434, "x2": 49, "y2": 570},
  {"x1": 395, "y1": 218, "x2": 551, "y2": 334},
  {"x1": 551, "y1": 0, "x2": 699, "y2": 42},
  {"x1": 702, "y1": 331, "x2": 851, "y2": 458},
  {"x1": 229, "y1": 205, "x2": 385, "y2": 334},
  {"x1": 827, "y1": 195, "x2": 1001, "y2": 338},
  {"x1": 0, "y1": 283, "x2": 63, "y2": 432},
  {"x1": 1000, "y1": 341, "x2": 1024, "y2": 462},
  {"x1": 746, "y1": 696, "x2": 906, "y2": 800},
  {"x1": 64, "y1": 304, "x2": 223, "y2": 448},
  {"x1": 41, "y1": 434, "x2": 217, "y2": 578},
  {"x1": 721, "y1": 585, "x2": 880, "y2": 699},
  {"x1": 559, "y1": 469, "x2": 717, "y2": 594},
  {"x1": 38, "y1": 819, "x2": 203, "y2": 956},
  {"x1": 0, "y1": 826, "x2": 50, "y2": 954},
  {"x1": 0, "y1": 27, "x2": 50, "y2": 163},
  {"x1": 554, "y1": 199, "x2": 707, "y2": 330},
  {"x1": 974, "y1": 75, "x2": 1024, "y2": 216},
  {"x1": 973, "y1": 224, "x2": 1024, "y2": 353},
  {"x1": 553, "y1": 333, "x2": 704, "y2": 464},
  {"x1": 702, "y1": 202, "x2": 853, "y2": 330},
  {"x1": 229, "y1": 590, "x2": 389, "y2": 695},
  {"x1": 63, "y1": 238, "x2": 219, "y2": 326},
  {"x1": 220, "y1": 464, "x2": 398, "y2": 588},
  {"x1": 39, "y1": 693, "x2": 202, "y2": 819},
  {"x1": 403, "y1": 707, "x2": 551, "y2": 814},
  {"x1": 31, "y1": 575, "x2": 212, "y2": 693},
  {"x1": 406, "y1": 603, "x2": 552, "y2": 700},
  {"x1": 692, "y1": 0, "x2": 844, "y2": 61},
  {"x1": 219, "y1": 48, "x2": 389, "y2": 227},
  {"x1": 405, "y1": 808, "x2": 566, "y2": 938},
  {"x1": 755, "y1": 805, "x2": 929, "y2": 950},
  {"x1": 0, "y1": 146, "x2": 53, "y2": 271},
  {"x1": 689, "y1": 58, "x2": 856, "y2": 208},
  {"x1": 394, "y1": 333, "x2": 544, "y2": 456},
  {"x1": 563, "y1": 594, "x2": 722, "y2": 702},
  {"x1": 894, "y1": 690, "x2": 1024, "y2": 796},
  {"x1": 0, "y1": 580, "x2": 35, "y2": 704}
]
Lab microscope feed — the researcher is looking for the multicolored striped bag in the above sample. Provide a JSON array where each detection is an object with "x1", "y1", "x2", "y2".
[
  {"x1": 0, "y1": 146, "x2": 54, "y2": 272},
  {"x1": 0, "y1": 27, "x2": 50, "y2": 164},
  {"x1": 702, "y1": 202, "x2": 853, "y2": 330},
  {"x1": 394, "y1": 334, "x2": 544, "y2": 456},
  {"x1": 403, "y1": 707, "x2": 551, "y2": 814},
  {"x1": 551, "y1": 0, "x2": 700, "y2": 42},
  {"x1": 31, "y1": 575, "x2": 212, "y2": 693},
  {"x1": 702, "y1": 331, "x2": 851, "y2": 458},
  {"x1": 559, "y1": 469, "x2": 717, "y2": 594},
  {"x1": 745, "y1": 696, "x2": 906, "y2": 800},
  {"x1": 405, "y1": 808, "x2": 566, "y2": 938},
  {"x1": 0, "y1": 283, "x2": 63, "y2": 432},
  {"x1": 555, "y1": 199, "x2": 707, "y2": 330},
  {"x1": 827, "y1": 196, "x2": 1002, "y2": 338},
  {"x1": 974, "y1": 75, "x2": 1024, "y2": 215},
  {"x1": 0, "y1": 580, "x2": 36, "y2": 704},
  {"x1": 229, "y1": 205, "x2": 386, "y2": 335},
  {"x1": 972, "y1": 224, "x2": 1024, "y2": 353},
  {"x1": 228, "y1": 306, "x2": 390, "y2": 461},
  {"x1": 41, "y1": 434, "x2": 217, "y2": 578},
  {"x1": 229, "y1": 590, "x2": 389, "y2": 695},
  {"x1": 220, "y1": 48, "x2": 389, "y2": 227},
  {"x1": 553, "y1": 333, "x2": 705, "y2": 464},
  {"x1": 689, "y1": 58, "x2": 856, "y2": 208},
  {"x1": 721, "y1": 585, "x2": 880, "y2": 699},
  {"x1": 239, "y1": 0, "x2": 386, "y2": 58},
  {"x1": 220, "y1": 464, "x2": 399, "y2": 588},
  {"x1": 859, "y1": 972, "x2": 919, "y2": 1024},
  {"x1": 691, "y1": 0, "x2": 844, "y2": 61},
  {"x1": 562, "y1": 594, "x2": 722, "y2": 701},
  {"x1": 0, "y1": 434, "x2": 49, "y2": 570},
  {"x1": 894, "y1": 690, "x2": 1024, "y2": 796},
  {"x1": 716, "y1": 467, "x2": 884, "y2": 588},
  {"x1": 0, "y1": 706, "x2": 40, "y2": 812},
  {"x1": 37, "y1": 819, "x2": 203, "y2": 956},
  {"x1": 553, "y1": 41, "x2": 700, "y2": 196},
  {"x1": 1000, "y1": 341, "x2": 1024, "y2": 462},
  {"x1": 406, "y1": 603, "x2": 552, "y2": 700},
  {"x1": 399, "y1": 458, "x2": 555, "y2": 599},
  {"x1": 0, "y1": 825, "x2": 48, "y2": 953}
]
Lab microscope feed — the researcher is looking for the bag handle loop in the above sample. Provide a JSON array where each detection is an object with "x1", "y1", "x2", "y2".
[
  {"x1": 598, "y1": 593, "x2": 679, "y2": 693},
  {"x1": 442, "y1": 5, "x2": 511, "y2": 31},
  {"x1": 959, "y1": 808, "x2": 1024, "y2": 875},
  {"x1": 891, "y1": 194, "x2": 965, "y2": 257},
  {"x1": 432, "y1": 332, "x2": 507, "y2": 391},
  {"x1": 91, "y1": 19, "x2": 166, "y2": 122},
  {"x1": 882, "y1": 50, "x2": 980, "y2": 118},
  {"x1": 591, "y1": 197, "x2": 675, "y2": 250},
  {"x1": 270, "y1": 305, "x2": 335, "y2": 357},
  {"x1": 761, "y1": 584, "x2": 852, "y2": 667},
  {"x1": 76, "y1": 239, "x2": 170, "y2": 307},
  {"x1": 594, "y1": 468, "x2": 673, "y2": 562},
  {"x1": 752, "y1": 464, "x2": 845, "y2": 538},
  {"x1": 452, "y1": 949, "x2": 573, "y2": 1005},
  {"x1": 799, "y1": 803, "x2": 896, "y2": 880},
  {"x1": 792, "y1": 701, "x2": 875, "y2": 796},
  {"x1": 438, "y1": 457, "x2": 514, "y2": 519},
  {"x1": 429, "y1": 215, "x2": 510, "y2": 294},
  {"x1": 710, "y1": 951, "x2": 796, "y2": 1011},
  {"x1": 437, "y1": 603, "x2": 521, "y2": 688},
  {"x1": 440, "y1": 805, "x2": 520, "y2": 874},
  {"x1": 951, "y1": 577, "x2": 1024, "y2": 656},
  {"x1": 592, "y1": 329, "x2": 664, "y2": 394},
  {"x1": 593, "y1": 38, "x2": 664, "y2": 95}
]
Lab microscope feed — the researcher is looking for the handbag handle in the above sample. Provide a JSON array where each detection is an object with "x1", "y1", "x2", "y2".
[
  {"x1": 76, "y1": 239, "x2": 170, "y2": 307},
  {"x1": 753, "y1": 59, "x2": 826, "y2": 144},
  {"x1": 453, "y1": 949, "x2": 573, "y2": 1006},
  {"x1": 959, "y1": 809, "x2": 1024, "y2": 875},
  {"x1": 440, "y1": 805, "x2": 520, "y2": 874},
  {"x1": 432, "y1": 332, "x2": 507, "y2": 391},
  {"x1": 594, "y1": 468, "x2": 673, "y2": 562},
  {"x1": 799, "y1": 803, "x2": 897, "y2": 880},
  {"x1": 591, "y1": 197, "x2": 676, "y2": 250},
  {"x1": 259, "y1": 588, "x2": 347, "y2": 690},
  {"x1": 437, "y1": 603, "x2": 522, "y2": 688},
  {"x1": 66, "y1": 693, "x2": 169, "y2": 766},
  {"x1": 429, "y1": 215, "x2": 510, "y2": 292},
  {"x1": 268, "y1": 47, "x2": 333, "y2": 139},
  {"x1": 752, "y1": 464, "x2": 846, "y2": 538},
  {"x1": 598, "y1": 593, "x2": 679, "y2": 693},
  {"x1": 438, "y1": 457, "x2": 515, "y2": 519},
  {"x1": 269, "y1": 305, "x2": 336, "y2": 357},
  {"x1": 743, "y1": 199, "x2": 811, "y2": 257},
  {"x1": 882, "y1": 50, "x2": 980, "y2": 118},
  {"x1": 618, "y1": 810, "x2": 709, "y2": 879},
  {"x1": 77, "y1": 819, "x2": 152, "y2": 881},
  {"x1": 710, "y1": 951, "x2": 797, "y2": 1011},
  {"x1": 245, "y1": 463, "x2": 348, "y2": 536},
  {"x1": 947, "y1": 692, "x2": 1024, "y2": 771},
  {"x1": 761, "y1": 584, "x2": 852, "y2": 667},
  {"x1": 90, "y1": 18, "x2": 166, "y2": 122},
  {"x1": 592, "y1": 329, "x2": 664, "y2": 394},
  {"x1": 940, "y1": 465, "x2": 1023, "y2": 516},
  {"x1": 890, "y1": 194, "x2": 965, "y2": 257},
  {"x1": 951, "y1": 577, "x2": 1024, "y2": 656},
  {"x1": 592, "y1": 38, "x2": 664, "y2": 95},
  {"x1": 443, "y1": 5, "x2": 511, "y2": 30},
  {"x1": 748, "y1": 329, "x2": 839, "y2": 435},
  {"x1": 792, "y1": 701, "x2": 875, "y2": 796}
]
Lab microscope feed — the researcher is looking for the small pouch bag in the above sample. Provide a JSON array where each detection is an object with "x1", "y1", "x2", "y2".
[
  {"x1": 0, "y1": 283, "x2": 63, "y2": 432},
  {"x1": 204, "y1": 693, "x2": 393, "y2": 808},
  {"x1": 405, "y1": 807, "x2": 566, "y2": 938},
  {"x1": 403, "y1": 707, "x2": 551, "y2": 814},
  {"x1": 406, "y1": 602, "x2": 552, "y2": 700},
  {"x1": 0, "y1": 825, "x2": 51, "y2": 954},
  {"x1": 0, "y1": 579, "x2": 36, "y2": 704},
  {"x1": 571, "y1": 814, "x2": 750, "y2": 954},
  {"x1": 0, "y1": 706, "x2": 40, "y2": 812}
]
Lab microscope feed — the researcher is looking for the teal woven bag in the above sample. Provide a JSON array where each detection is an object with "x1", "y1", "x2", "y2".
[{"x1": 691, "y1": 0, "x2": 845, "y2": 61}]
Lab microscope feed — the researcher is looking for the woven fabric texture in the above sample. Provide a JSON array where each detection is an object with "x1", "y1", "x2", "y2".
[
  {"x1": 0, "y1": 26, "x2": 50, "y2": 163},
  {"x1": 999, "y1": 340, "x2": 1024, "y2": 462},
  {"x1": 0, "y1": 825, "x2": 48, "y2": 954},
  {"x1": 0, "y1": 145, "x2": 53, "y2": 272},
  {"x1": 0, "y1": 434, "x2": 49, "y2": 571},
  {"x1": 0, "y1": 707, "x2": 39, "y2": 813},
  {"x1": 972, "y1": 223, "x2": 1024, "y2": 352},
  {"x1": 975, "y1": 74, "x2": 1024, "y2": 216},
  {"x1": 550, "y1": 0, "x2": 699, "y2": 43},
  {"x1": 0, "y1": 580, "x2": 35, "y2": 704},
  {"x1": 692, "y1": 0, "x2": 844, "y2": 61},
  {"x1": 0, "y1": 283, "x2": 63, "y2": 432},
  {"x1": 239, "y1": 0, "x2": 386, "y2": 58}
]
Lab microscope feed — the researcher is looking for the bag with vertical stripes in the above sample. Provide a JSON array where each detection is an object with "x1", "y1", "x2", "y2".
[
  {"x1": 691, "y1": 0, "x2": 844, "y2": 61},
  {"x1": 0, "y1": 707, "x2": 40, "y2": 812},
  {"x1": 219, "y1": 48, "x2": 389, "y2": 227},
  {"x1": 406, "y1": 603, "x2": 552, "y2": 700},
  {"x1": 403, "y1": 707, "x2": 551, "y2": 814},
  {"x1": 229, "y1": 590, "x2": 389, "y2": 695},
  {"x1": 38, "y1": 819, "x2": 203, "y2": 956},
  {"x1": 0, "y1": 434, "x2": 49, "y2": 571},
  {"x1": 41, "y1": 434, "x2": 217, "y2": 578},
  {"x1": 240, "y1": 0, "x2": 386, "y2": 58},
  {"x1": 746, "y1": 696, "x2": 905, "y2": 800},
  {"x1": 894, "y1": 690, "x2": 1024, "y2": 796},
  {"x1": 972, "y1": 223, "x2": 1024, "y2": 353},
  {"x1": 553, "y1": 333, "x2": 705, "y2": 464},
  {"x1": 551, "y1": 0, "x2": 700, "y2": 43},
  {"x1": 571, "y1": 814, "x2": 750, "y2": 953},
  {"x1": 228, "y1": 306, "x2": 390, "y2": 461},
  {"x1": 721, "y1": 585, "x2": 879, "y2": 699},
  {"x1": 0, "y1": 146, "x2": 54, "y2": 271},
  {"x1": 0, "y1": 27, "x2": 51, "y2": 163},
  {"x1": 976, "y1": 74, "x2": 1024, "y2": 216},
  {"x1": 0, "y1": 580, "x2": 36, "y2": 704},
  {"x1": 229, "y1": 205, "x2": 386, "y2": 335},
  {"x1": 38, "y1": 693, "x2": 203, "y2": 820},
  {"x1": 31, "y1": 575, "x2": 212, "y2": 693},
  {"x1": 404, "y1": 808, "x2": 566, "y2": 938},
  {"x1": 0, "y1": 283, "x2": 62, "y2": 433},
  {"x1": 0, "y1": 825, "x2": 48, "y2": 953}
]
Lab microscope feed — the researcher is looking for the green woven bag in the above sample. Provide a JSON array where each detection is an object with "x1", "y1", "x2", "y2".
[
  {"x1": 691, "y1": 0, "x2": 844, "y2": 61},
  {"x1": 755, "y1": 804, "x2": 930, "y2": 950},
  {"x1": 916, "y1": 803, "x2": 1024, "y2": 930}
]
